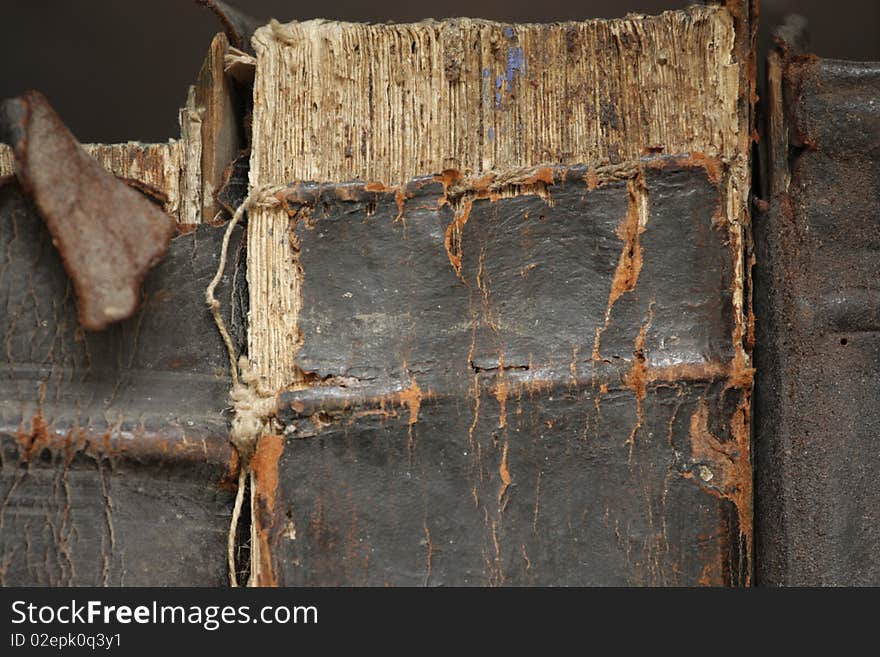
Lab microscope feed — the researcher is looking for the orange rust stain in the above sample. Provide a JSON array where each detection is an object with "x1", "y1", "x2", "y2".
[
  {"x1": 475, "y1": 247, "x2": 499, "y2": 331},
  {"x1": 591, "y1": 328, "x2": 603, "y2": 362},
  {"x1": 746, "y1": 309, "x2": 756, "y2": 350},
  {"x1": 493, "y1": 382, "x2": 508, "y2": 429},
  {"x1": 16, "y1": 414, "x2": 52, "y2": 461},
  {"x1": 439, "y1": 167, "x2": 560, "y2": 276},
  {"x1": 646, "y1": 362, "x2": 731, "y2": 386},
  {"x1": 586, "y1": 168, "x2": 600, "y2": 191},
  {"x1": 594, "y1": 178, "x2": 645, "y2": 362},
  {"x1": 536, "y1": 167, "x2": 555, "y2": 185},
  {"x1": 220, "y1": 449, "x2": 242, "y2": 491},
  {"x1": 686, "y1": 153, "x2": 723, "y2": 184},
  {"x1": 698, "y1": 557, "x2": 725, "y2": 587},
  {"x1": 728, "y1": 354, "x2": 755, "y2": 389},
  {"x1": 434, "y1": 168, "x2": 463, "y2": 206},
  {"x1": 102, "y1": 432, "x2": 113, "y2": 455},
  {"x1": 491, "y1": 360, "x2": 509, "y2": 429},
  {"x1": 609, "y1": 183, "x2": 645, "y2": 309},
  {"x1": 351, "y1": 408, "x2": 399, "y2": 421},
  {"x1": 394, "y1": 187, "x2": 406, "y2": 222},
  {"x1": 725, "y1": 221, "x2": 754, "y2": 393},
  {"x1": 444, "y1": 197, "x2": 473, "y2": 276},
  {"x1": 625, "y1": 303, "x2": 654, "y2": 397},
  {"x1": 729, "y1": 304, "x2": 755, "y2": 391},
  {"x1": 623, "y1": 305, "x2": 653, "y2": 460},
  {"x1": 519, "y1": 166, "x2": 555, "y2": 186},
  {"x1": 16, "y1": 416, "x2": 99, "y2": 463},
  {"x1": 467, "y1": 374, "x2": 481, "y2": 451},
  {"x1": 398, "y1": 378, "x2": 423, "y2": 426},
  {"x1": 251, "y1": 433, "x2": 284, "y2": 588},
  {"x1": 525, "y1": 370, "x2": 555, "y2": 396},
  {"x1": 489, "y1": 518, "x2": 505, "y2": 586},
  {"x1": 321, "y1": 385, "x2": 433, "y2": 428},
  {"x1": 498, "y1": 442, "x2": 512, "y2": 504},
  {"x1": 251, "y1": 434, "x2": 284, "y2": 515},
  {"x1": 468, "y1": 172, "x2": 496, "y2": 196},
  {"x1": 253, "y1": 527, "x2": 277, "y2": 587},
  {"x1": 592, "y1": 382, "x2": 609, "y2": 440},
  {"x1": 685, "y1": 396, "x2": 753, "y2": 584},
  {"x1": 645, "y1": 152, "x2": 723, "y2": 185},
  {"x1": 364, "y1": 181, "x2": 392, "y2": 193},
  {"x1": 277, "y1": 194, "x2": 297, "y2": 217}
]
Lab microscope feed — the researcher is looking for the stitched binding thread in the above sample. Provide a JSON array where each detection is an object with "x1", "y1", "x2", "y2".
[{"x1": 205, "y1": 185, "x2": 285, "y2": 587}]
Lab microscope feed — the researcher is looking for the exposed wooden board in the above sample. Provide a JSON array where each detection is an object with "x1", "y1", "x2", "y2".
[
  {"x1": 0, "y1": 143, "x2": 12, "y2": 177},
  {"x1": 178, "y1": 86, "x2": 203, "y2": 225},
  {"x1": 84, "y1": 141, "x2": 183, "y2": 216},
  {"x1": 1, "y1": 141, "x2": 182, "y2": 217},
  {"x1": 225, "y1": 47, "x2": 256, "y2": 85},
  {"x1": 195, "y1": 32, "x2": 243, "y2": 224}
]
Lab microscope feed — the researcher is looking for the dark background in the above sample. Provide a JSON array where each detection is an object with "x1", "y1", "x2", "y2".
[{"x1": 1, "y1": 1, "x2": 877, "y2": 143}]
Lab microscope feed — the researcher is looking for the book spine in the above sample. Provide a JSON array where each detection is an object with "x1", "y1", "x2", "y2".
[{"x1": 755, "y1": 27, "x2": 880, "y2": 585}]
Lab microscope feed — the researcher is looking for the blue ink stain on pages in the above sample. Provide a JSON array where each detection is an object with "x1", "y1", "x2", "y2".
[
  {"x1": 488, "y1": 127, "x2": 495, "y2": 141},
  {"x1": 487, "y1": 34, "x2": 525, "y2": 109},
  {"x1": 506, "y1": 46, "x2": 524, "y2": 84}
]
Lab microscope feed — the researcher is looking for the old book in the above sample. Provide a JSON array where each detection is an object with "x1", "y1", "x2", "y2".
[
  {"x1": 0, "y1": 0, "x2": 755, "y2": 586},
  {"x1": 755, "y1": 21, "x2": 880, "y2": 586},
  {"x1": 244, "y1": 2, "x2": 755, "y2": 586}
]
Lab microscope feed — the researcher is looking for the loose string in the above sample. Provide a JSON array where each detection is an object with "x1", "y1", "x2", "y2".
[{"x1": 205, "y1": 185, "x2": 285, "y2": 587}]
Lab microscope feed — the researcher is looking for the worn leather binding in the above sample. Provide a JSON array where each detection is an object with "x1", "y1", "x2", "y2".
[
  {"x1": 0, "y1": 1, "x2": 757, "y2": 587},
  {"x1": 261, "y1": 160, "x2": 752, "y2": 586},
  {"x1": 237, "y1": 1, "x2": 755, "y2": 586},
  {"x1": 0, "y1": 183, "x2": 243, "y2": 585},
  {"x1": 755, "y1": 24, "x2": 880, "y2": 586}
]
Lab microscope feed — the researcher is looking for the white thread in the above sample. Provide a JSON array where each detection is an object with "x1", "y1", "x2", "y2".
[{"x1": 205, "y1": 185, "x2": 285, "y2": 587}]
